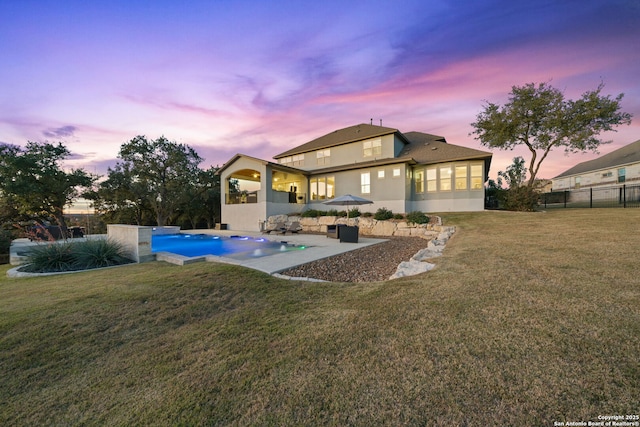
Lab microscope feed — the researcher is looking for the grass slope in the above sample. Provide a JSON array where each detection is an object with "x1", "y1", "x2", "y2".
[{"x1": 1, "y1": 209, "x2": 638, "y2": 425}]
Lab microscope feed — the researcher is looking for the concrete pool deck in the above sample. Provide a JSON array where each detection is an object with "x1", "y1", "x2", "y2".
[{"x1": 165, "y1": 230, "x2": 388, "y2": 275}]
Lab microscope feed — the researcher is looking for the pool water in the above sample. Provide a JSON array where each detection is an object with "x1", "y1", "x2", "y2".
[{"x1": 151, "y1": 234, "x2": 306, "y2": 260}]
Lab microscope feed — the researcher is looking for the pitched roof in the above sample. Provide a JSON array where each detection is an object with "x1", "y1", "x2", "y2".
[
  {"x1": 216, "y1": 153, "x2": 309, "y2": 176},
  {"x1": 274, "y1": 123, "x2": 403, "y2": 158},
  {"x1": 401, "y1": 131, "x2": 493, "y2": 164},
  {"x1": 554, "y1": 139, "x2": 640, "y2": 178}
]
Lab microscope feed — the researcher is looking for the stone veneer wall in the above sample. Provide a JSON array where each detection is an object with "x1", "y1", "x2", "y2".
[
  {"x1": 266, "y1": 214, "x2": 446, "y2": 238},
  {"x1": 107, "y1": 224, "x2": 154, "y2": 263}
]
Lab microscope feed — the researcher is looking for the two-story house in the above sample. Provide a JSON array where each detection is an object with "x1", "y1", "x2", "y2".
[
  {"x1": 552, "y1": 139, "x2": 640, "y2": 190},
  {"x1": 218, "y1": 123, "x2": 492, "y2": 231}
]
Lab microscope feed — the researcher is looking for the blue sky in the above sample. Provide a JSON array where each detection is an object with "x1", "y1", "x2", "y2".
[{"x1": 1, "y1": 0, "x2": 639, "y2": 180}]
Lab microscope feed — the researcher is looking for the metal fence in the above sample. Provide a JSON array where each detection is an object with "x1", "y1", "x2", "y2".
[{"x1": 542, "y1": 184, "x2": 640, "y2": 209}]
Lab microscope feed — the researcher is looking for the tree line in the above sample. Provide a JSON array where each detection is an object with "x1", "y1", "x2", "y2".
[
  {"x1": 0, "y1": 81, "x2": 633, "y2": 237},
  {"x1": 0, "y1": 136, "x2": 224, "y2": 237}
]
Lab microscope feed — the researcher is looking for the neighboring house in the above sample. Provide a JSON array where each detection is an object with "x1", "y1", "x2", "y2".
[
  {"x1": 552, "y1": 139, "x2": 640, "y2": 191},
  {"x1": 218, "y1": 123, "x2": 492, "y2": 231}
]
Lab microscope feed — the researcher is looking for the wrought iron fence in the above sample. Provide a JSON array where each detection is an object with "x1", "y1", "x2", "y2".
[{"x1": 542, "y1": 184, "x2": 640, "y2": 209}]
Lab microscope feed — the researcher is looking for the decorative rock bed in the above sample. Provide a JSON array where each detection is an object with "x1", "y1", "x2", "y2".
[{"x1": 272, "y1": 214, "x2": 456, "y2": 282}]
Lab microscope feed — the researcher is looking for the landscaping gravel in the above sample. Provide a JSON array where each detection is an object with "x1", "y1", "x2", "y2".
[{"x1": 280, "y1": 236, "x2": 432, "y2": 283}]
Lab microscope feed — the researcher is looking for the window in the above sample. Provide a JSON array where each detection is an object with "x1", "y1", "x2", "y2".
[
  {"x1": 426, "y1": 168, "x2": 437, "y2": 192},
  {"x1": 363, "y1": 138, "x2": 382, "y2": 157},
  {"x1": 393, "y1": 168, "x2": 401, "y2": 177},
  {"x1": 575, "y1": 176, "x2": 581, "y2": 189},
  {"x1": 378, "y1": 170, "x2": 385, "y2": 179},
  {"x1": 361, "y1": 172, "x2": 370, "y2": 194},
  {"x1": 455, "y1": 165, "x2": 468, "y2": 190},
  {"x1": 602, "y1": 171, "x2": 613, "y2": 178},
  {"x1": 470, "y1": 164, "x2": 483, "y2": 189},
  {"x1": 310, "y1": 176, "x2": 335, "y2": 200},
  {"x1": 317, "y1": 149, "x2": 330, "y2": 165},
  {"x1": 618, "y1": 168, "x2": 626, "y2": 183},
  {"x1": 326, "y1": 176, "x2": 335, "y2": 199},
  {"x1": 280, "y1": 154, "x2": 303, "y2": 166},
  {"x1": 415, "y1": 170, "x2": 424, "y2": 193},
  {"x1": 440, "y1": 166, "x2": 452, "y2": 191}
]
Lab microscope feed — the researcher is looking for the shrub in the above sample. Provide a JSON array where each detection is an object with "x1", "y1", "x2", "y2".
[
  {"x1": 503, "y1": 186, "x2": 540, "y2": 211},
  {"x1": 362, "y1": 212, "x2": 373, "y2": 218},
  {"x1": 406, "y1": 211, "x2": 429, "y2": 225},
  {"x1": 21, "y1": 242, "x2": 76, "y2": 273},
  {"x1": 348, "y1": 208, "x2": 361, "y2": 218},
  {"x1": 326, "y1": 209, "x2": 339, "y2": 217},
  {"x1": 21, "y1": 239, "x2": 133, "y2": 273},
  {"x1": 73, "y1": 239, "x2": 132, "y2": 269},
  {"x1": 374, "y1": 207, "x2": 393, "y2": 221},
  {"x1": 301, "y1": 209, "x2": 322, "y2": 218},
  {"x1": 393, "y1": 213, "x2": 404, "y2": 220}
]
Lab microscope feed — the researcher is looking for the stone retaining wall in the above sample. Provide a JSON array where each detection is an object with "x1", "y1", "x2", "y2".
[{"x1": 266, "y1": 214, "x2": 451, "y2": 238}]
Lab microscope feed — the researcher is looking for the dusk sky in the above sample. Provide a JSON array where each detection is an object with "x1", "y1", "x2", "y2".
[{"x1": 1, "y1": 0, "x2": 639, "y2": 182}]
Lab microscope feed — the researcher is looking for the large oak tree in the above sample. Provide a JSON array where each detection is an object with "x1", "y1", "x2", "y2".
[
  {"x1": 471, "y1": 82, "x2": 632, "y2": 187},
  {"x1": 114, "y1": 136, "x2": 203, "y2": 226},
  {"x1": 0, "y1": 142, "x2": 94, "y2": 231}
]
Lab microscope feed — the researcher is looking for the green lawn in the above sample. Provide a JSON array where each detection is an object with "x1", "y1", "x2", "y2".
[{"x1": 1, "y1": 209, "x2": 638, "y2": 426}]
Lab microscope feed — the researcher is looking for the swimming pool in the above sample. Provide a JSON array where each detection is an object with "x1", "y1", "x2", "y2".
[{"x1": 151, "y1": 234, "x2": 307, "y2": 260}]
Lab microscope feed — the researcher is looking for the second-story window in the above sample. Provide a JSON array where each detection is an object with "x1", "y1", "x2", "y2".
[
  {"x1": 618, "y1": 168, "x2": 626, "y2": 183},
  {"x1": 281, "y1": 155, "x2": 305, "y2": 166},
  {"x1": 317, "y1": 149, "x2": 330, "y2": 165},
  {"x1": 363, "y1": 138, "x2": 382, "y2": 157}
]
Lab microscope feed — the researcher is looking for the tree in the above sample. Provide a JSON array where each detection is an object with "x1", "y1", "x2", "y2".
[
  {"x1": 91, "y1": 162, "x2": 154, "y2": 225},
  {"x1": 174, "y1": 166, "x2": 221, "y2": 229},
  {"x1": 0, "y1": 142, "x2": 95, "y2": 231},
  {"x1": 115, "y1": 136, "x2": 203, "y2": 226},
  {"x1": 471, "y1": 82, "x2": 632, "y2": 187},
  {"x1": 498, "y1": 156, "x2": 527, "y2": 189}
]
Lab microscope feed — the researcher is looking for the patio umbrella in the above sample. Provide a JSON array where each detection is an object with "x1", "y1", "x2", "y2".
[{"x1": 323, "y1": 194, "x2": 373, "y2": 224}]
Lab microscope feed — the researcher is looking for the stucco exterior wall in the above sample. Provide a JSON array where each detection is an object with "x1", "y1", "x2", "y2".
[
  {"x1": 411, "y1": 194, "x2": 485, "y2": 212},
  {"x1": 221, "y1": 202, "x2": 266, "y2": 231},
  {"x1": 298, "y1": 133, "x2": 398, "y2": 171}
]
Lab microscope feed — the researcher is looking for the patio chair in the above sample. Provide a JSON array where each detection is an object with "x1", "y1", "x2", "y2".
[
  {"x1": 263, "y1": 221, "x2": 286, "y2": 234},
  {"x1": 283, "y1": 221, "x2": 302, "y2": 234}
]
